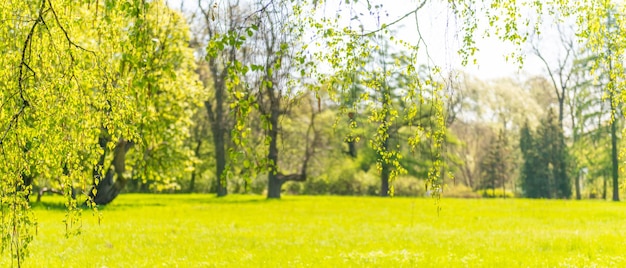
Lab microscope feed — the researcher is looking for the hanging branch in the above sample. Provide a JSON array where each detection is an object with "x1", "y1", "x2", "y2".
[{"x1": 0, "y1": 0, "x2": 48, "y2": 147}]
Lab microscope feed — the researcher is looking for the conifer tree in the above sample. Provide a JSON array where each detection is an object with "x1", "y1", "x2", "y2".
[
  {"x1": 520, "y1": 110, "x2": 572, "y2": 198},
  {"x1": 481, "y1": 129, "x2": 510, "y2": 197}
]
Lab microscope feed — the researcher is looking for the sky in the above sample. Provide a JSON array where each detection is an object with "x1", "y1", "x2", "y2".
[{"x1": 165, "y1": 0, "x2": 555, "y2": 81}]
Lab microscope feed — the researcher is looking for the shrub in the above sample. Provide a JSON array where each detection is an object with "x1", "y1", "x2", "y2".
[
  {"x1": 391, "y1": 176, "x2": 426, "y2": 197},
  {"x1": 302, "y1": 176, "x2": 329, "y2": 195},
  {"x1": 284, "y1": 181, "x2": 302, "y2": 195},
  {"x1": 476, "y1": 188, "x2": 514, "y2": 198},
  {"x1": 442, "y1": 184, "x2": 481, "y2": 198}
]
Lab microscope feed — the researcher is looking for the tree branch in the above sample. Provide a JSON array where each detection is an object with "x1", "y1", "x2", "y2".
[
  {"x1": 360, "y1": 0, "x2": 427, "y2": 37},
  {"x1": 1, "y1": 0, "x2": 47, "y2": 146}
]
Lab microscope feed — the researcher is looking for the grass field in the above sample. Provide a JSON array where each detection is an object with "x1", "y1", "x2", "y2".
[{"x1": 4, "y1": 194, "x2": 626, "y2": 267}]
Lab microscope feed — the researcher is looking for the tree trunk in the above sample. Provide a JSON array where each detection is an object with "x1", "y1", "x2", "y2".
[
  {"x1": 189, "y1": 171, "x2": 197, "y2": 193},
  {"x1": 267, "y1": 95, "x2": 282, "y2": 199},
  {"x1": 611, "y1": 117, "x2": 619, "y2": 201},
  {"x1": 204, "y1": 45, "x2": 230, "y2": 197},
  {"x1": 347, "y1": 139, "x2": 357, "y2": 158},
  {"x1": 90, "y1": 139, "x2": 133, "y2": 205},
  {"x1": 558, "y1": 96, "x2": 564, "y2": 130},
  {"x1": 380, "y1": 162, "x2": 390, "y2": 197},
  {"x1": 602, "y1": 172, "x2": 607, "y2": 200},
  {"x1": 213, "y1": 125, "x2": 227, "y2": 197},
  {"x1": 575, "y1": 170, "x2": 581, "y2": 200},
  {"x1": 501, "y1": 174, "x2": 506, "y2": 199},
  {"x1": 205, "y1": 84, "x2": 228, "y2": 197},
  {"x1": 379, "y1": 123, "x2": 391, "y2": 197},
  {"x1": 21, "y1": 173, "x2": 33, "y2": 201},
  {"x1": 188, "y1": 138, "x2": 203, "y2": 193}
]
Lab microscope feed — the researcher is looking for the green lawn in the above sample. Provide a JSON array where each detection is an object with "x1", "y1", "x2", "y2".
[{"x1": 4, "y1": 194, "x2": 626, "y2": 267}]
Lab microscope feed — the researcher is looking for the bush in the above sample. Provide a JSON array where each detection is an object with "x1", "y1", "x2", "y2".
[
  {"x1": 302, "y1": 176, "x2": 329, "y2": 195},
  {"x1": 284, "y1": 181, "x2": 302, "y2": 195},
  {"x1": 354, "y1": 170, "x2": 379, "y2": 195},
  {"x1": 476, "y1": 188, "x2": 514, "y2": 198},
  {"x1": 442, "y1": 184, "x2": 481, "y2": 198},
  {"x1": 328, "y1": 176, "x2": 357, "y2": 195},
  {"x1": 391, "y1": 176, "x2": 425, "y2": 197},
  {"x1": 301, "y1": 169, "x2": 378, "y2": 196}
]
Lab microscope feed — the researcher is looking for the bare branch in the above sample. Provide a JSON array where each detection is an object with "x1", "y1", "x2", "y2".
[{"x1": 360, "y1": 0, "x2": 427, "y2": 37}]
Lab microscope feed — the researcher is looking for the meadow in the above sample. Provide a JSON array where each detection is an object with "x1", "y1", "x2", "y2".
[{"x1": 4, "y1": 194, "x2": 626, "y2": 267}]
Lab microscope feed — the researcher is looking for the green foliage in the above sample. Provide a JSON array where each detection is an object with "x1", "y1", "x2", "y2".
[
  {"x1": 520, "y1": 110, "x2": 572, "y2": 199},
  {"x1": 477, "y1": 188, "x2": 515, "y2": 198},
  {"x1": 203, "y1": 0, "x2": 448, "y2": 197},
  {"x1": 437, "y1": 184, "x2": 480, "y2": 198},
  {"x1": 0, "y1": 0, "x2": 201, "y2": 260},
  {"x1": 480, "y1": 129, "x2": 511, "y2": 194}
]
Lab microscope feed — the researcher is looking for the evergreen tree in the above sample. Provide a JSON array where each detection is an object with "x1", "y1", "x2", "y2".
[
  {"x1": 537, "y1": 109, "x2": 572, "y2": 198},
  {"x1": 520, "y1": 110, "x2": 572, "y2": 199},
  {"x1": 480, "y1": 129, "x2": 510, "y2": 197},
  {"x1": 520, "y1": 121, "x2": 542, "y2": 198}
]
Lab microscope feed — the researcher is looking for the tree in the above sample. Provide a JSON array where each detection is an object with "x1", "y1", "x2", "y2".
[
  {"x1": 531, "y1": 23, "x2": 579, "y2": 129},
  {"x1": 88, "y1": 1, "x2": 202, "y2": 205},
  {"x1": 520, "y1": 109, "x2": 572, "y2": 198},
  {"x1": 520, "y1": 122, "x2": 543, "y2": 198},
  {"x1": 1, "y1": 1, "x2": 201, "y2": 261},
  {"x1": 480, "y1": 129, "x2": 511, "y2": 197},
  {"x1": 448, "y1": 73, "x2": 545, "y2": 192},
  {"x1": 204, "y1": 0, "x2": 319, "y2": 198},
  {"x1": 192, "y1": 1, "x2": 255, "y2": 197}
]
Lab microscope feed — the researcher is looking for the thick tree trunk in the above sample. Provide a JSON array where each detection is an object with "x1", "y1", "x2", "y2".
[
  {"x1": 189, "y1": 171, "x2": 197, "y2": 193},
  {"x1": 90, "y1": 139, "x2": 133, "y2": 205},
  {"x1": 212, "y1": 123, "x2": 227, "y2": 197},
  {"x1": 347, "y1": 139, "x2": 357, "y2": 158},
  {"x1": 205, "y1": 82, "x2": 228, "y2": 197},
  {"x1": 267, "y1": 99, "x2": 282, "y2": 199},
  {"x1": 21, "y1": 173, "x2": 33, "y2": 201},
  {"x1": 204, "y1": 70, "x2": 228, "y2": 197}
]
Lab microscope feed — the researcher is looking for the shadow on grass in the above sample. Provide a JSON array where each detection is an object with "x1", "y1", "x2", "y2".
[
  {"x1": 31, "y1": 193, "x2": 295, "y2": 211},
  {"x1": 30, "y1": 200, "x2": 88, "y2": 211}
]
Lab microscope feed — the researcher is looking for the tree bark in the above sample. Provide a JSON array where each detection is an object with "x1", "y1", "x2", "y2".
[
  {"x1": 347, "y1": 138, "x2": 357, "y2": 158},
  {"x1": 206, "y1": 99, "x2": 228, "y2": 197},
  {"x1": 575, "y1": 171, "x2": 581, "y2": 200},
  {"x1": 212, "y1": 121, "x2": 227, "y2": 197},
  {"x1": 267, "y1": 93, "x2": 282, "y2": 198},
  {"x1": 380, "y1": 162, "x2": 390, "y2": 197},
  {"x1": 609, "y1": 113, "x2": 618, "y2": 202},
  {"x1": 188, "y1": 138, "x2": 203, "y2": 193},
  {"x1": 204, "y1": 72, "x2": 228, "y2": 197},
  {"x1": 380, "y1": 123, "x2": 391, "y2": 197},
  {"x1": 90, "y1": 139, "x2": 133, "y2": 205},
  {"x1": 21, "y1": 173, "x2": 33, "y2": 201},
  {"x1": 603, "y1": 172, "x2": 607, "y2": 200}
]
